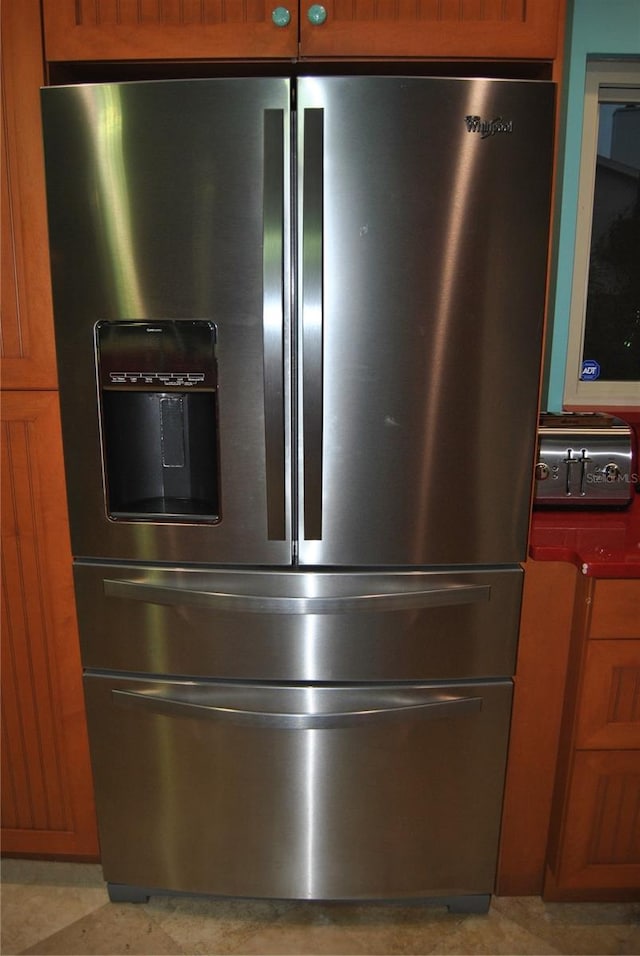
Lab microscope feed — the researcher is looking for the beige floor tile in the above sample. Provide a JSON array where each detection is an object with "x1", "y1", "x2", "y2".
[
  {"x1": 144, "y1": 893, "x2": 300, "y2": 955},
  {"x1": 228, "y1": 920, "x2": 375, "y2": 954},
  {"x1": 264, "y1": 900, "x2": 467, "y2": 956},
  {"x1": 18, "y1": 901, "x2": 185, "y2": 956},
  {"x1": 492, "y1": 896, "x2": 640, "y2": 956},
  {"x1": 420, "y1": 906, "x2": 563, "y2": 956},
  {"x1": 272, "y1": 900, "x2": 560, "y2": 956},
  {"x1": 0, "y1": 882, "x2": 108, "y2": 955},
  {"x1": 2, "y1": 862, "x2": 639, "y2": 956},
  {"x1": 150, "y1": 897, "x2": 499, "y2": 956},
  {"x1": 146, "y1": 896, "x2": 466, "y2": 956}
]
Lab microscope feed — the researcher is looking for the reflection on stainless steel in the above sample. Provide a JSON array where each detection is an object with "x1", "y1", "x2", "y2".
[
  {"x1": 416, "y1": 81, "x2": 490, "y2": 553},
  {"x1": 79, "y1": 85, "x2": 145, "y2": 317},
  {"x1": 301, "y1": 107, "x2": 324, "y2": 542},
  {"x1": 262, "y1": 109, "x2": 288, "y2": 541},
  {"x1": 42, "y1": 76, "x2": 555, "y2": 910}
]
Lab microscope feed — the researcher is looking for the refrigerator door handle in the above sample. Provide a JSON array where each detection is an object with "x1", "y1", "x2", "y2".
[
  {"x1": 263, "y1": 109, "x2": 287, "y2": 541},
  {"x1": 103, "y1": 578, "x2": 490, "y2": 614},
  {"x1": 112, "y1": 687, "x2": 483, "y2": 729},
  {"x1": 301, "y1": 108, "x2": 324, "y2": 541}
]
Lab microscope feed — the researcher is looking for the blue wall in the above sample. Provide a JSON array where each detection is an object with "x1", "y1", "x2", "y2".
[{"x1": 544, "y1": 0, "x2": 640, "y2": 411}]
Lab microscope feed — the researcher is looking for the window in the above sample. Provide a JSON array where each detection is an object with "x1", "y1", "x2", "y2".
[{"x1": 564, "y1": 60, "x2": 640, "y2": 408}]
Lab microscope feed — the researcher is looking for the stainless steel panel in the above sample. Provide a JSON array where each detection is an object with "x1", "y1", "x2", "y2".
[
  {"x1": 75, "y1": 563, "x2": 523, "y2": 680},
  {"x1": 297, "y1": 76, "x2": 555, "y2": 566},
  {"x1": 85, "y1": 673, "x2": 513, "y2": 900},
  {"x1": 41, "y1": 79, "x2": 292, "y2": 564}
]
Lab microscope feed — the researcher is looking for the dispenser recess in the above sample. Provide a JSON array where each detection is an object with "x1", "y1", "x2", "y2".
[{"x1": 97, "y1": 320, "x2": 219, "y2": 522}]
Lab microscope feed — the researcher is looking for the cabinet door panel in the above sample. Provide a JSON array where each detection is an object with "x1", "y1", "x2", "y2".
[
  {"x1": 577, "y1": 641, "x2": 640, "y2": 750},
  {"x1": 300, "y1": 0, "x2": 562, "y2": 59},
  {"x1": 553, "y1": 750, "x2": 640, "y2": 894},
  {"x1": 42, "y1": 0, "x2": 299, "y2": 60},
  {"x1": 1, "y1": 392, "x2": 98, "y2": 857},
  {"x1": 1, "y1": 0, "x2": 58, "y2": 389},
  {"x1": 590, "y1": 581, "x2": 640, "y2": 639}
]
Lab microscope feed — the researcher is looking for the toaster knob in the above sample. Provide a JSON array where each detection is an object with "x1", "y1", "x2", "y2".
[
  {"x1": 604, "y1": 462, "x2": 621, "y2": 482},
  {"x1": 535, "y1": 462, "x2": 550, "y2": 481}
]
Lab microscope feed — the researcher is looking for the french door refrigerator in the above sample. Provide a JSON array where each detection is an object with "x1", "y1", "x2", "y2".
[{"x1": 41, "y1": 75, "x2": 554, "y2": 913}]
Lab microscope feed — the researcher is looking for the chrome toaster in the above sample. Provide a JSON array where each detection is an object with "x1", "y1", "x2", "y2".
[{"x1": 534, "y1": 413, "x2": 636, "y2": 507}]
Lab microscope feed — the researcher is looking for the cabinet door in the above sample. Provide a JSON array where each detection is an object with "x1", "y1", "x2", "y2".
[
  {"x1": 42, "y1": 0, "x2": 298, "y2": 61},
  {"x1": 547, "y1": 750, "x2": 640, "y2": 898},
  {"x1": 299, "y1": 0, "x2": 563, "y2": 59},
  {"x1": 1, "y1": 0, "x2": 58, "y2": 389},
  {"x1": 576, "y1": 640, "x2": 640, "y2": 750},
  {"x1": 1, "y1": 392, "x2": 98, "y2": 857}
]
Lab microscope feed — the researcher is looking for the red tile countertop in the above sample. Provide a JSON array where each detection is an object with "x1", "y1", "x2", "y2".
[{"x1": 529, "y1": 415, "x2": 640, "y2": 578}]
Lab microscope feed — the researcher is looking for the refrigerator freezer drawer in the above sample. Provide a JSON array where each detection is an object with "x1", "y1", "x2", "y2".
[
  {"x1": 75, "y1": 564, "x2": 523, "y2": 681},
  {"x1": 85, "y1": 674, "x2": 513, "y2": 901}
]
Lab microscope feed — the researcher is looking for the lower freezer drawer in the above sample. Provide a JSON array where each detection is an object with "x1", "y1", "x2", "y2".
[{"x1": 85, "y1": 674, "x2": 513, "y2": 901}]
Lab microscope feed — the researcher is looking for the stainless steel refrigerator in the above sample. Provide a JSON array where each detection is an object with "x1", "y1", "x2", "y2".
[{"x1": 41, "y1": 75, "x2": 554, "y2": 913}]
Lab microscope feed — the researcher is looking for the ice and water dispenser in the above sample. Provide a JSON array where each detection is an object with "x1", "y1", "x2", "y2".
[{"x1": 96, "y1": 320, "x2": 219, "y2": 522}]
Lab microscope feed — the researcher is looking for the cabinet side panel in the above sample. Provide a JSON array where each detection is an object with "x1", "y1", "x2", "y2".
[{"x1": 496, "y1": 560, "x2": 577, "y2": 896}]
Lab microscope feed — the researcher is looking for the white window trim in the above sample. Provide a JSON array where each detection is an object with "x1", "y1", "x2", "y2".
[{"x1": 563, "y1": 59, "x2": 640, "y2": 408}]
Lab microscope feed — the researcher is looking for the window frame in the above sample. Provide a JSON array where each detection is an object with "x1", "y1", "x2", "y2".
[{"x1": 563, "y1": 59, "x2": 640, "y2": 409}]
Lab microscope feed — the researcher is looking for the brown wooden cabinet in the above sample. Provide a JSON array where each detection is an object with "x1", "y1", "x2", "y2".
[
  {"x1": 1, "y1": 0, "x2": 99, "y2": 859},
  {"x1": 544, "y1": 577, "x2": 640, "y2": 901},
  {"x1": 1, "y1": 393, "x2": 99, "y2": 858},
  {"x1": 1, "y1": 0, "x2": 58, "y2": 390},
  {"x1": 42, "y1": 0, "x2": 564, "y2": 62}
]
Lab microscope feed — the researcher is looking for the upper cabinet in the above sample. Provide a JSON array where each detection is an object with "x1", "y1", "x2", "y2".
[
  {"x1": 42, "y1": 0, "x2": 564, "y2": 62},
  {"x1": 42, "y1": 0, "x2": 300, "y2": 60},
  {"x1": 2, "y1": 0, "x2": 58, "y2": 389},
  {"x1": 299, "y1": 0, "x2": 563, "y2": 59}
]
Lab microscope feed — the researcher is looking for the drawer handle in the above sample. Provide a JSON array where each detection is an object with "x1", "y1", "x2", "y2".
[
  {"x1": 103, "y1": 578, "x2": 490, "y2": 614},
  {"x1": 112, "y1": 688, "x2": 483, "y2": 730}
]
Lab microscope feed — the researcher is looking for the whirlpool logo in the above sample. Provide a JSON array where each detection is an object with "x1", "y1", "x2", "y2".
[{"x1": 465, "y1": 115, "x2": 514, "y2": 138}]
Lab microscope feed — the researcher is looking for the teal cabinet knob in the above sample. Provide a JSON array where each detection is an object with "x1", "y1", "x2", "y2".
[
  {"x1": 271, "y1": 6, "x2": 291, "y2": 26},
  {"x1": 307, "y1": 4, "x2": 327, "y2": 24}
]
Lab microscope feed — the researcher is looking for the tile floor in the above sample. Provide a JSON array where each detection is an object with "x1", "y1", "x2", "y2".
[{"x1": 1, "y1": 859, "x2": 638, "y2": 955}]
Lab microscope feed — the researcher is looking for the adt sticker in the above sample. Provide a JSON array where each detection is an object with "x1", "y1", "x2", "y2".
[{"x1": 580, "y1": 359, "x2": 601, "y2": 381}]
